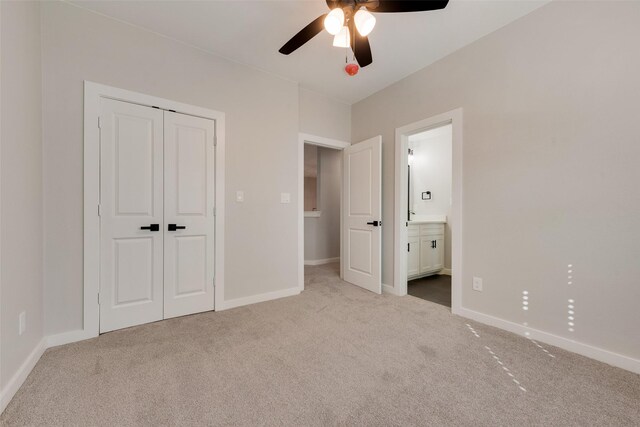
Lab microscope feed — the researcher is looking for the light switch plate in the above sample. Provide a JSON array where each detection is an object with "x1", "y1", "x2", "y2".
[
  {"x1": 236, "y1": 191, "x2": 244, "y2": 202},
  {"x1": 280, "y1": 193, "x2": 291, "y2": 204},
  {"x1": 472, "y1": 277, "x2": 483, "y2": 292}
]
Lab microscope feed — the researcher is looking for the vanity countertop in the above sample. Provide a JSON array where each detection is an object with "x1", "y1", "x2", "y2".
[{"x1": 408, "y1": 215, "x2": 447, "y2": 224}]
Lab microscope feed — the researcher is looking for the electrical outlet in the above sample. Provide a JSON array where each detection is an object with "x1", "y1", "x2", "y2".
[
  {"x1": 236, "y1": 191, "x2": 244, "y2": 203},
  {"x1": 472, "y1": 277, "x2": 483, "y2": 292},
  {"x1": 19, "y1": 311, "x2": 26, "y2": 335},
  {"x1": 280, "y1": 193, "x2": 291, "y2": 204}
]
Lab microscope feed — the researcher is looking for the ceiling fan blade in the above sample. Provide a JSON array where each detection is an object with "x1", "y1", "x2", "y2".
[
  {"x1": 279, "y1": 14, "x2": 327, "y2": 55},
  {"x1": 349, "y1": 19, "x2": 373, "y2": 67},
  {"x1": 372, "y1": 0, "x2": 449, "y2": 13},
  {"x1": 326, "y1": 0, "x2": 340, "y2": 9}
]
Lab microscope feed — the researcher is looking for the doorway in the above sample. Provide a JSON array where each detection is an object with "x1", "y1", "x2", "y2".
[
  {"x1": 303, "y1": 144, "x2": 342, "y2": 267},
  {"x1": 298, "y1": 133, "x2": 383, "y2": 295},
  {"x1": 84, "y1": 82, "x2": 225, "y2": 339},
  {"x1": 394, "y1": 109, "x2": 463, "y2": 314},
  {"x1": 406, "y1": 124, "x2": 452, "y2": 307},
  {"x1": 299, "y1": 134, "x2": 349, "y2": 289}
]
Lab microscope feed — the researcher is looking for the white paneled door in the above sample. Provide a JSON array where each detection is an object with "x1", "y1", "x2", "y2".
[
  {"x1": 99, "y1": 99, "x2": 165, "y2": 333},
  {"x1": 163, "y1": 111, "x2": 215, "y2": 319},
  {"x1": 343, "y1": 136, "x2": 382, "y2": 294},
  {"x1": 99, "y1": 99, "x2": 215, "y2": 333}
]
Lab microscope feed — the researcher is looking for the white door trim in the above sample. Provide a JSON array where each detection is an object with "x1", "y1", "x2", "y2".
[
  {"x1": 298, "y1": 133, "x2": 350, "y2": 291},
  {"x1": 394, "y1": 108, "x2": 463, "y2": 314},
  {"x1": 83, "y1": 81, "x2": 225, "y2": 340}
]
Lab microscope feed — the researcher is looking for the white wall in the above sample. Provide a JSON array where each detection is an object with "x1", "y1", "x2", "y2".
[
  {"x1": 299, "y1": 88, "x2": 351, "y2": 142},
  {"x1": 41, "y1": 2, "x2": 300, "y2": 335},
  {"x1": 299, "y1": 87, "x2": 349, "y2": 264},
  {"x1": 409, "y1": 124, "x2": 452, "y2": 269},
  {"x1": 0, "y1": 0, "x2": 43, "y2": 389},
  {"x1": 304, "y1": 147, "x2": 341, "y2": 262},
  {"x1": 352, "y1": 1, "x2": 640, "y2": 360}
]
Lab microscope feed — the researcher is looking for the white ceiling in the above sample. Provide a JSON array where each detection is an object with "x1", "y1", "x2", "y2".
[{"x1": 70, "y1": 0, "x2": 549, "y2": 104}]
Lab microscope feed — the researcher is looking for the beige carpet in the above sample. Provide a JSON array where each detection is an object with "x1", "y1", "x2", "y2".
[{"x1": 2, "y1": 262, "x2": 639, "y2": 426}]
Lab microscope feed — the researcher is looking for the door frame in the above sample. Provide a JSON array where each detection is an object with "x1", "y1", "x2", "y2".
[
  {"x1": 393, "y1": 108, "x2": 463, "y2": 314},
  {"x1": 83, "y1": 81, "x2": 225, "y2": 339},
  {"x1": 297, "y1": 133, "x2": 350, "y2": 291}
]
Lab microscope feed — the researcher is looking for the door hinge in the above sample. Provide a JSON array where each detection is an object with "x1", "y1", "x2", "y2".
[
  {"x1": 97, "y1": 204, "x2": 102, "y2": 217},
  {"x1": 213, "y1": 207, "x2": 216, "y2": 216},
  {"x1": 97, "y1": 293, "x2": 100, "y2": 305},
  {"x1": 213, "y1": 135, "x2": 217, "y2": 147},
  {"x1": 98, "y1": 116, "x2": 102, "y2": 129},
  {"x1": 408, "y1": 243, "x2": 410, "y2": 252}
]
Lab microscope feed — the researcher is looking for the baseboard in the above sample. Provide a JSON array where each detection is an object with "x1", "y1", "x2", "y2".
[
  {"x1": 382, "y1": 283, "x2": 401, "y2": 296},
  {"x1": 46, "y1": 329, "x2": 95, "y2": 348},
  {"x1": 457, "y1": 307, "x2": 640, "y2": 375},
  {"x1": 220, "y1": 287, "x2": 301, "y2": 311},
  {"x1": 440, "y1": 268, "x2": 452, "y2": 276},
  {"x1": 0, "y1": 338, "x2": 47, "y2": 414},
  {"x1": 304, "y1": 257, "x2": 339, "y2": 266}
]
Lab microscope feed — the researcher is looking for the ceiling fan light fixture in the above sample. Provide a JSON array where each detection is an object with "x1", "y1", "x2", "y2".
[
  {"x1": 354, "y1": 8, "x2": 376, "y2": 36},
  {"x1": 332, "y1": 26, "x2": 350, "y2": 48},
  {"x1": 324, "y1": 7, "x2": 345, "y2": 35}
]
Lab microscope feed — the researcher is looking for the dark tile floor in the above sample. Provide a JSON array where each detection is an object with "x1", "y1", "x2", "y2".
[{"x1": 408, "y1": 274, "x2": 451, "y2": 307}]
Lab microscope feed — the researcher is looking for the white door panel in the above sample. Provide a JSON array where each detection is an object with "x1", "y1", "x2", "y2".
[
  {"x1": 100, "y1": 98, "x2": 164, "y2": 333},
  {"x1": 112, "y1": 237, "x2": 155, "y2": 305},
  {"x1": 348, "y1": 229, "x2": 373, "y2": 274},
  {"x1": 420, "y1": 237, "x2": 435, "y2": 273},
  {"x1": 163, "y1": 111, "x2": 215, "y2": 319},
  {"x1": 343, "y1": 136, "x2": 382, "y2": 294},
  {"x1": 407, "y1": 235, "x2": 420, "y2": 277},
  {"x1": 433, "y1": 236, "x2": 445, "y2": 271}
]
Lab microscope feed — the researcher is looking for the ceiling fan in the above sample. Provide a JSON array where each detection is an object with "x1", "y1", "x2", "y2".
[{"x1": 278, "y1": 0, "x2": 449, "y2": 68}]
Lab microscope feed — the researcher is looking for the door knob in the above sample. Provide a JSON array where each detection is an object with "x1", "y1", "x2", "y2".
[
  {"x1": 367, "y1": 221, "x2": 381, "y2": 227},
  {"x1": 168, "y1": 224, "x2": 186, "y2": 231},
  {"x1": 140, "y1": 224, "x2": 159, "y2": 231}
]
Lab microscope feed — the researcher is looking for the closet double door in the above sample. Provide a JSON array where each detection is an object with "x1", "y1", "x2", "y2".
[{"x1": 99, "y1": 98, "x2": 216, "y2": 333}]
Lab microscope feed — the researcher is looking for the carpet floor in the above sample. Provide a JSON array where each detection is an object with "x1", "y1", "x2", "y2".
[
  {"x1": 408, "y1": 274, "x2": 452, "y2": 307},
  {"x1": 2, "y1": 262, "x2": 639, "y2": 426}
]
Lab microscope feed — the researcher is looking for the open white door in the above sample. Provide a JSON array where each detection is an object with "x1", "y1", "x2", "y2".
[{"x1": 342, "y1": 136, "x2": 382, "y2": 294}]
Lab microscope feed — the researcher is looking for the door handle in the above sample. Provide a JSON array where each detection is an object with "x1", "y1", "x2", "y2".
[
  {"x1": 431, "y1": 240, "x2": 435, "y2": 248},
  {"x1": 168, "y1": 224, "x2": 186, "y2": 231},
  {"x1": 367, "y1": 221, "x2": 381, "y2": 227},
  {"x1": 140, "y1": 224, "x2": 159, "y2": 231}
]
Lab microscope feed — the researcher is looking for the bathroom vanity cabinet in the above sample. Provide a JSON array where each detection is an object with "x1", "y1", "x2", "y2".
[{"x1": 407, "y1": 222, "x2": 445, "y2": 279}]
